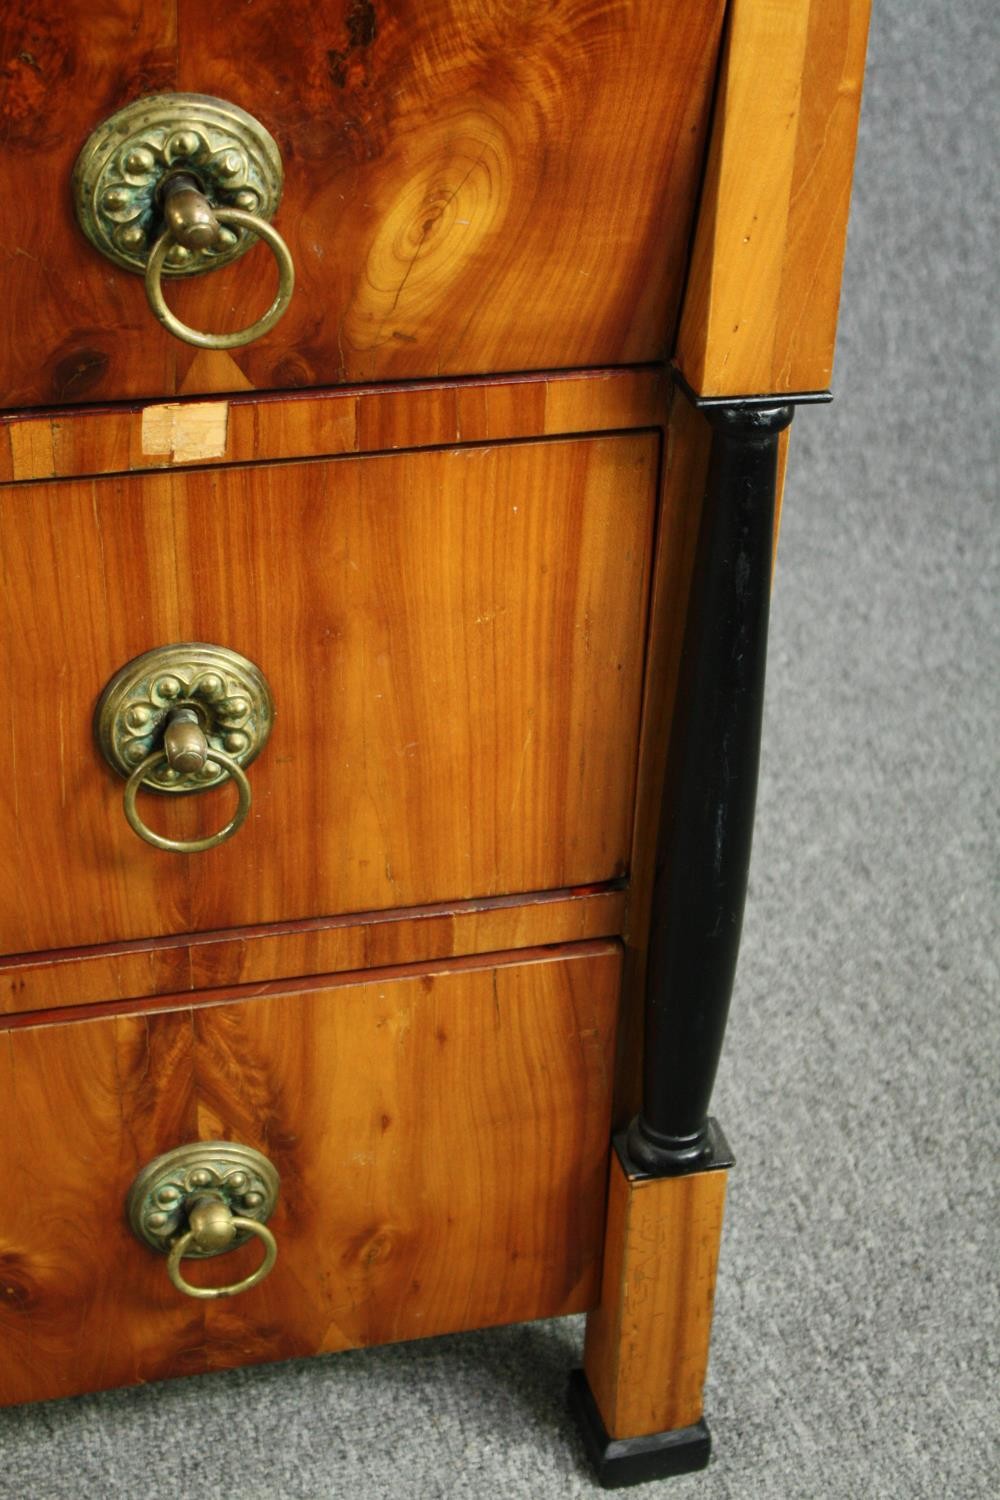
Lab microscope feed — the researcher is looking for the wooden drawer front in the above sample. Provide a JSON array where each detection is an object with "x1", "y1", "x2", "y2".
[
  {"x1": 0, "y1": 941, "x2": 619, "y2": 1407},
  {"x1": 1, "y1": 433, "x2": 655, "y2": 956},
  {"x1": 0, "y1": 2, "x2": 724, "y2": 408}
]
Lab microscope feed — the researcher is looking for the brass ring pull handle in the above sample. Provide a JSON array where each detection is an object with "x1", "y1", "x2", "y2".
[
  {"x1": 73, "y1": 93, "x2": 292, "y2": 349},
  {"x1": 95, "y1": 643, "x2": 275, "y2": 855},
  {"x1": 127, "y1": 1142, "x2": 280, "y2": 1302},
  {"x1": 123, "y1": 742, "x2": 252, "y2": 853},
  {"x1": 146, "y1": 196, "x2": 295, "y2": 350},
  {"x1": 167, "y1": 1201, "x2": 278, "y2": 1301}
]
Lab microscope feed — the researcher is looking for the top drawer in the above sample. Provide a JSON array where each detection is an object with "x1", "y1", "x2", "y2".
[{"x1": 0, "y1": 1, "x2": 725, "y2": 407}]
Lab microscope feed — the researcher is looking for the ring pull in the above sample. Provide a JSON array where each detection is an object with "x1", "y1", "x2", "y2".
[
  {"x1": 94, "y1": 643, "x2": 274, "y2": 856},
  {"x1": 146, "y1": 176, "x2": 295, "y2": 349},
  {"x1": 123, "y1": 738, "x2": 253, "y2": 853},
  {"x1": 72, "y1": 92, "x2": 294, "y2": 349},
  {"x1": 167, "y1": 1200, "x2": 278, "y2": 1301},
  {"x1": 127, "y1": 1142, "x2": 280, "y2": 1301}
]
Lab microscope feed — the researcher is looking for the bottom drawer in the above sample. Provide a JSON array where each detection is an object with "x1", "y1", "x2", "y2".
[{"x1": 0, "y1": 940, "x2": 619, "y2": 1407}]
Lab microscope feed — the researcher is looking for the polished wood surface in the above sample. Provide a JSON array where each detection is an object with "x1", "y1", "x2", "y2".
[
  {"x1": 0, "y1": 1, "x2": 725, "y2": 408},
  {"x1": 0, "y1": 0, "x2": 875, "y2": 1436},
  {"x1": 676, "y1": 0, "x2": 871, "y2": 397},
  {"x1": 0, "y1": 366, "x2": 667, "y2": 484},
  {"x1": 0, "y1": 885, "x2": 625, "y2": 1017},
  {"x1": 583, "y1": 1150, "x2": 728, "y2": 1438},
  {"x1": 0, "y1": 430, "x2": 655, "y2": 955},
  {"x1": 0, "y1": 941, "x2": 619, "y2": 1407}
]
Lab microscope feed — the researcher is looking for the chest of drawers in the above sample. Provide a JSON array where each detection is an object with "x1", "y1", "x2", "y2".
[{"x1": 0, "y1": 0, "x2": 869, "y2": 1485}]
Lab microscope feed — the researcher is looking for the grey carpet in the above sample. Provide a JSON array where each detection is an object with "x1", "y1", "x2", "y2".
[{"x1": 2, "y1": 2, "x2": 996, "y2": 1496}]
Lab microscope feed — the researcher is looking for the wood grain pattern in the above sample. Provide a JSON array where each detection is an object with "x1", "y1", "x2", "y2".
[
  {"x1": 583, "y1": 1150, "x2": 728, "y2": 1437},
  {"x1": 0, "y1": 2, "x2": 725, "y2": 408},
  {"x1": 0, "y1": 885, "x2": 625, "y2": 1016},
  {"x1": 0, "y1": 2, "x2": 179, "y2": 406},
  {"x1": 0, "y1": 941, "x2": 619, "y2": 1406},
  {"x1": 0, "y1": 432, "x2": 655, "y2": 955},
  {"x1": 676, "y1": 0, "x2": 872, "y2": 397},
  {"x1": 0, "y1": 366, "x2": 667, "y2": 484},
  {"x1": 0, "y1": 0, "x2": 873, "y2": 1431}
]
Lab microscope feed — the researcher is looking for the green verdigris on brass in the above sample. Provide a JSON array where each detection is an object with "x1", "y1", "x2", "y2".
[{"x1": 72, "y1": 93, "x2": 284, "y2": 276}]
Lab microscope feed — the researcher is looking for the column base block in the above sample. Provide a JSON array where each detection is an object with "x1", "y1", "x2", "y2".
[{"x1": 568, "y1": 1369, "x2": 711, "y2": 1488}]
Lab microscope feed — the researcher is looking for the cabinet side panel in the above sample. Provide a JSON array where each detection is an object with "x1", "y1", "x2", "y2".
[{"x1": 676, "y1": 0, "x2": 872, "y2": 396}]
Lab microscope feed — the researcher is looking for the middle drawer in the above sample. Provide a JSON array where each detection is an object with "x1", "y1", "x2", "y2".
[{"x1": 1, "y1": 432, "x2": 656, "y2": 955}]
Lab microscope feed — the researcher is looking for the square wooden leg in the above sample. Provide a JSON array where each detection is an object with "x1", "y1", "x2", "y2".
[{"x1": 570, "y1": 1127, "x2": 731, "y2": 1487}]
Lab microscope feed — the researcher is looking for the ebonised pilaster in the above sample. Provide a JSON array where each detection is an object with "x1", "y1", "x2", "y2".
[{"x1": 626, "y1": 394, "x2": 796, "y2": 1175}]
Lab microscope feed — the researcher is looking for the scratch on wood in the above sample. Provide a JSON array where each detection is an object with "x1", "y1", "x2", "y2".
[
  {"x1": 57, "y1": 694, "x2": 66, "y2": 810},
  {"x1": 508, "y1": 723, "x2": 534, "y2": 816},
  {"x1": 90, "y1": 489, "x2": 109, "y2": 606}
]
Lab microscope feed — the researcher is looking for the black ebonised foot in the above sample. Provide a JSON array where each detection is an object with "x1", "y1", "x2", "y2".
[{"x1": 568, "y1": 1369, "x2": 711, "y2": 1488}]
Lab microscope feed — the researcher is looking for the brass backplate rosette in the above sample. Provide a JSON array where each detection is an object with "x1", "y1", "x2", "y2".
[
  {"x1": 73, "y1": 92, "x2": 283, "y2": 276},
  {"x1": 127, "y1": 1142, "x2": 280, "y2": 1258},
  {"x1": 95, "y1": 643, "x2": 274, "y2": 794}
]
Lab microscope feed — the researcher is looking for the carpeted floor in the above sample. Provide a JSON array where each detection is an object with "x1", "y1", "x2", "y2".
[{"x1": 2, "y1": 2, "x2": 996, "y2": 1496}]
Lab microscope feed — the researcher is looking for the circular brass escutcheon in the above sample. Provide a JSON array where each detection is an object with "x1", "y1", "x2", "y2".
[
  {"x1": 127, "y1": 1141, "x2": 280, "y2": 1260},
  {"x1": 73, "y1": 93, "x2": 284, "y2": 277},
  {"x1": 95, "y1": 643, "x2": 274, "y2": 797}
]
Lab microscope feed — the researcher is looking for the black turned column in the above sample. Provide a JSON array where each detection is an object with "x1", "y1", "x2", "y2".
[{"x1": 626, "y1": 397, "x2": 795, "y2": 1175}]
